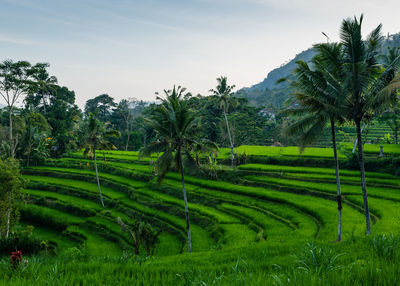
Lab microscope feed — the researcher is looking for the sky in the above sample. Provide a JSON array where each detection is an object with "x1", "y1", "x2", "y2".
[{"x1": 1, "y1": 0, "x2": 400, "y2": 108}]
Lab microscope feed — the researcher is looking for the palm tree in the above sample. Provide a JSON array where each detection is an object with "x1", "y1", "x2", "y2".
[
  {"x1": 340, "y1": 15, "x2": 400, "y2": 234},
  {"x1": 281, "y1": 42, "x2": 346, "y2": 241},
  {"x1": 140, "y1": 85, "x2": 212, "y2": 253},
  {"x1": 82, "y1": 113, "x2": 120, "y2": 207},
  {"x1": 210, "y1": 77, "x2": 236, "y2": 167}
]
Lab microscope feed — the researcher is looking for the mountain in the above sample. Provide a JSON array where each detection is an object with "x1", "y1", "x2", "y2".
[{"x1": 237, "y1": 32, "x2": 400, "y2": 110}]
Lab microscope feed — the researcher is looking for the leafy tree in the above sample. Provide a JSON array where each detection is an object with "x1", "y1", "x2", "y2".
[
  {"x1": 82, "y1": 113, "x2": 120, "y2": 207},
  {"x1": 117, "y1": 217, "x2": 141, "y2": 255},
  {"x1": 46, "y1": 86, "x2": 81, "y2": 156},
  {"x1": 140, "y1": 86, "x2": 210, "y2": 253},
  {"x1": 281, "y1": 42, "x2": 346, "y2": 241},
  {"x1": 85, "y1": 94, "x2": 117, "y2": 122},
  {"x1": 0, "y1": 60, "x2": 31, "y2": 158},
  {"x1": 19, "y1": 112, "x2": 51, "y2": 166},
  {"x1": 140, "y1": 222, "x2": 163, "y2": 256},
  {"x1": 0, "y1": 159, "x2": 24, "y2": 238},
  {"x1": 25, "y1": 63, "x2": 58, "y2": 113},
  {"x1": 210, "y1": 77, "x2": 237, "y2": 167},
  {"x1": 378, "y1": 104, "x2": 400, "y2": 144},
  {"x1": 117, "y1": 217, "x2": 162, "y2": 256},
  {"x1": 377, "y1": 47, "x2": 400, "y2": 144},
  {"x1": 341, "y1": 15, "x2": 400, "y2": 234}
]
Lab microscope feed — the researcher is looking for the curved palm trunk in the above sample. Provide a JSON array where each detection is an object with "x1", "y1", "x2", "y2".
[
  {"x1": 93, "y1": 150, "x2": 105, "y2": 208},
  {"x1": 356, "y1": 120, "x2": 371, "y2": 234},
  {"x1": 179, "y1": 149, "x2": 192, "y2": 253},
  {"x1": 331, "y1": 120, "x2": 342, "y2": 241},
  {"x1": 223, "y1": 109, "x2": 234, "y2": 168}
]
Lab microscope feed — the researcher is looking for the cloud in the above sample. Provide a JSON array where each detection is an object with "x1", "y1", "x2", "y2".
[{"x1": 0, "y1": 34, "x2": 44, "y2": 46}]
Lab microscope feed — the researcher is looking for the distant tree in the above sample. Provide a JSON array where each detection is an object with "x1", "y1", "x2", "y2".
[
  {"x1": 210, "y1": 77, "x2": 237, "y2": 167},
  {"x1": 20, "y1": 112, "x2": 51, "y2": 166},
  {"x1": 82, "y1": 113, "x2": 120, "y2": 207},
  {"x1": 140, "y1": 86, "x2": 212, "y2": 253},
  {"x1": 377, "y1": 47, "x2": 400, "y2": 144},
  {"x1": 25, "y1": 63, "x2": 58, "y2": 113},
  {"x1": 46, "y1": 86, "x2": 81, "y2": 156},
  {"x1": 111, "y1": 98, "x2": 144, "y2": 150},
  {"x1": 341, "y1": 15, "x2": 400, "y2": 234},
  {"x1": 85, "y1": 94, "x2": 117, "y2": 122},
  {"x1": 378, "y1": 104, "x2": 400, "y2": 144},
  {"x1": 0, "y1": 159, "x2": 24, "y2": 238},
  {"x1": 0, "y1": 60, "x2": 31, "y2": 158}
]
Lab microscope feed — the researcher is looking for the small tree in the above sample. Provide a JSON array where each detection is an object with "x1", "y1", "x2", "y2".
[
  {"x1": 82, "y1": 113, "x2": 120, "y2": 207},
  {"x1": 117, "y1": 217, "x2": 141, "y2": 255},
  {"x1": 0, "y1": 158, "x2": 24, "y2": 238},
  {"x1": 210, "y1": 77, "x2": 237, "y2": 167},
  {"x1": 140, "y1": 85, "x2": 212, "y2": 253},
  {"x1": 140, "y1": 222, "x2": 163, "y2": 256}
]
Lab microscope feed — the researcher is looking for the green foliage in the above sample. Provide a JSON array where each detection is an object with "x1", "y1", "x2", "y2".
[
  {"x1": 295, "y1": 242, "x2": 344, "y2": 275},
  {"x1": 84, "y1": 94, "x2": 117, "y2": 122},
  {"x1": 371, "y1": 234, "x2": 400, "y2": 260},
  {"x1": 0, "y1": 159, "x2": 25, "y2": 238}
]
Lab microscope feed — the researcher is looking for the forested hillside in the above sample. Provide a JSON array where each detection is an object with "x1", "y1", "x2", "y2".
[{"x1": 237, "y1": 32, "x2": 400, "y2": 109}]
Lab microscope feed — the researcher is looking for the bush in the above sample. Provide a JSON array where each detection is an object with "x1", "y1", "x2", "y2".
[
  {"x1": 0, "y1": 234, "x2": 43, "y2": 256},
  {"x1": 371, "y1": 234, "x2": 400, "y2": 260},
  {"x1": 295, "y1": 242, "x2": 344, "y2": 275}
]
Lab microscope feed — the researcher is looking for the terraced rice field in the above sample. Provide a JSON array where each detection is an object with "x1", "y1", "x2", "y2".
[{"x1": 20, "y1": 148, "x2": 400, "y2": 256}]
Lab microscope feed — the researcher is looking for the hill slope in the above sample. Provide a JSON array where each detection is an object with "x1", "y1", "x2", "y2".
[{"x1": 237, "y1": 33, "x2": 400, "y2": 109}]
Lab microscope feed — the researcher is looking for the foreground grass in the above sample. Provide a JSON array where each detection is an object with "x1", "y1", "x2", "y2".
[{"x1": 1, "y1": 235, "x2": 400, "y2": 285}]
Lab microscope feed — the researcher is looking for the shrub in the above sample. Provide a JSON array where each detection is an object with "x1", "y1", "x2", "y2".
[
  {"x1": 0, "y1": 234, "x2": 42, "y2": 256},
  {"x1": 295, "y1": 242, "x2": 344, "y2": 275},
  {"x1": 371, "y1": 234, "x2": 400, "y2": 260}
]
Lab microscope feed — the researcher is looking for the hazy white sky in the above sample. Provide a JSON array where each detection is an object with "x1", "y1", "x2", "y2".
[{"x1": 1, "y1": 0, "x2": 400, "y2": 108}]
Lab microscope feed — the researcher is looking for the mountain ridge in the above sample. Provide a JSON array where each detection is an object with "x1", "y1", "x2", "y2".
[{"x1": 237, "y1": 32, "x2": 400, "y2": 109}]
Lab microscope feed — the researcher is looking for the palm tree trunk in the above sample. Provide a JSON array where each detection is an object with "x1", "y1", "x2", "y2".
[
  {"x1": 125, "y1": 118, "x2": 131, "y2": 151},
  {"x1": 93, "y1": 150, "x2": 105, "y2": 207},
  {"x1": 352, "y1": 123, "x2": 365, "y2": 153},
  {"x1": 9, "y1": 107, "x2": 14, "y2": 159},
  {"x1": 356, "y1": 120, "x2": 371, "y2": 235},
  {"x1": 331, "y1": 120, "x2": 342, "y2": 241},
  {"x1": 125, "y1": 132, "x2": 130, "y2": 151},
  {"x1": 179, "y1": 148, "x2": 192, "y2": 253},
  {"x1": 5, "y1": 192, "x2": 12, "y2": 238},
  {"x1": 223, "y1": 109, "x2": 234, "y2": 167}
]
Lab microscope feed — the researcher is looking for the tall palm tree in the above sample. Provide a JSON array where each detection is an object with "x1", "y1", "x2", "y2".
[
  {"x1": 82, "y1": 113, "x2": 120, "y2": 207},
  {"x1": 281, "y1": 42, "x2": 346, "y2": 241},
  {"x1": 140, "y1": 85, "x2": 213, "y2": 253},
  {"x1": 340, "y1": 15, "x2": 400, "y2": 234},
  {"x1": 210, "y1": 77, "x2": 236, "y2": 167}
]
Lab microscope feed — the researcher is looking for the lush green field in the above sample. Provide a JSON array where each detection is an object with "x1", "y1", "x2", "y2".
[{"x1": 4, "y1": 146, "x2": 400, "y2": 285}]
